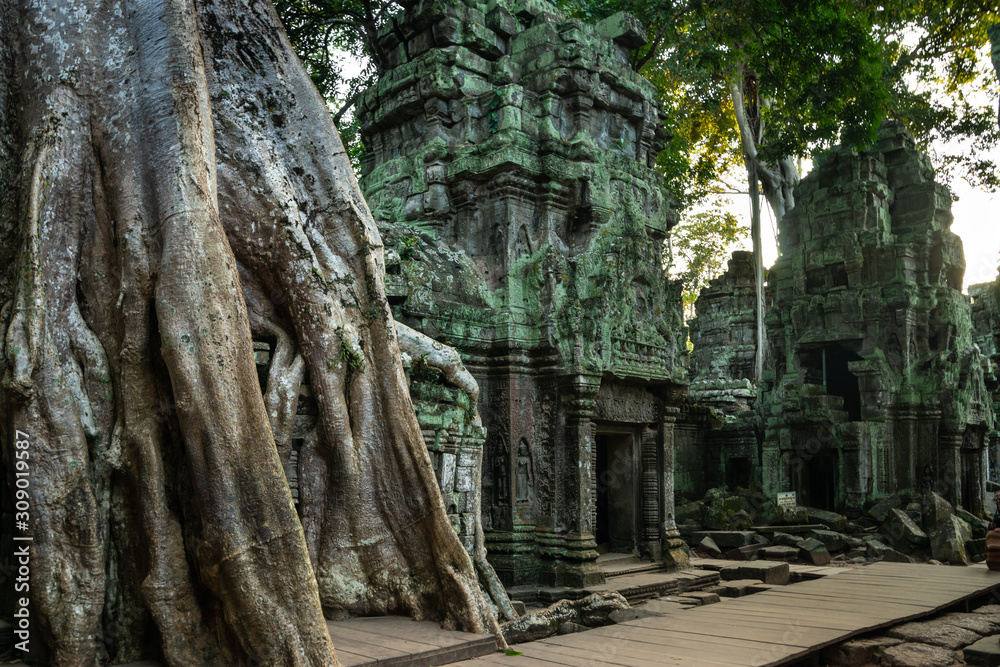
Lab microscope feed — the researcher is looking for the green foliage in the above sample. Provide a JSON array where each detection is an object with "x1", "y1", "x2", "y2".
[
  {"x1": 397, "y1": 234, "x2": 420, "y2": 261},
  {"x1": 560, "y1": 0, "x2": 999, "y2": 194},
  {"x1": 874, "y1": 0, "x2": 1000, "y2": 190},
  {"x1": 339, "y1": 337, "x2": 365, "y2": 373},
  {"x1": 668, "y1": 207, "x2": 748, "y2": 316},
  {"x1": 274, "y1": 0, "x2": 397, "y2": 172}
]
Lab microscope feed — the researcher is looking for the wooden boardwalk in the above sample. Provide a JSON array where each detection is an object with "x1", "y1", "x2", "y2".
[
  {"x1": 454, "y1": 561, "x2": 1000, "y2": 667},
  {"x1": 327, "y1": 616, "x2": 496, "y2": 666},
  {"x1": 125, "y1": 616, "x2": 495, "y2": 667}
]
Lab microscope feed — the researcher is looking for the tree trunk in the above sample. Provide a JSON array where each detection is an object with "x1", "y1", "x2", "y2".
[
  {"x1": 728, "y1": 67, "x2": 800, "y2": 381},
  {"x1": 746, "y1": 160, "x2": 766, "y2": 382},
  {"x1": 0, "y1": 1, "x2": 500, "y2": 665}
]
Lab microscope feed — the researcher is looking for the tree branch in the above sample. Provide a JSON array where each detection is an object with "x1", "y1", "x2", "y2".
[
  {"x1": 727, "y1": 69, "x2": 781, "y2": 191},
  {"x1": 332, "y1": 91, "x2": 360, "y2": 126}
]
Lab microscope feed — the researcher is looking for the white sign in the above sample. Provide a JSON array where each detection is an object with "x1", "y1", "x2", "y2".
[{"x1": 777, "y1": 491, "x2": 797, "y2": 508}]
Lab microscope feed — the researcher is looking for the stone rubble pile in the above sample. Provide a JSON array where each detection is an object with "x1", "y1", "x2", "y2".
[
  {"x1": 677, "y1": 487, "x2": 990, "y2": 567},
  {"x1": 822, "y1": 604, "x2": 1000, "y2": 667}
]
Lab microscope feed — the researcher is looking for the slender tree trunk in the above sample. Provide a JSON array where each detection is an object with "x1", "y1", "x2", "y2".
[
  {"x1": 728, "y1": 67, "x2": 799, "y2": 381},
  {"x1": 746, "y1": 160, "x2": 766, "y2": 382},
  {"x1": 0, "y1": 1, "x2": 500, "y2": 664}
]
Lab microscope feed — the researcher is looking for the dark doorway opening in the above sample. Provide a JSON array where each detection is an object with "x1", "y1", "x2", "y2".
[
  {"x1": 793, "y1": 450, "x2": 838, "y2": 511},
  {"x1": 961, "y1": 447, "x2": 981, "y2": 512},
  {"x1": 595, "y1": 431, "x2": 636, "y2": 554},
  {"x1": 726, "y1": 456, "x2": 752, "y2": 491},
  {"x1": 799, "y1": 345, "x2": 863, "y2": 421},
  {"x1": 825, "y1": 346, "x2": 863, "y2": 421}
]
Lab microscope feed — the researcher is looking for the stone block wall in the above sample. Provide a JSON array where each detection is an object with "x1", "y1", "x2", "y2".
[{"x1": 682, "y1": 250, "x2": 761, "y2": 496}]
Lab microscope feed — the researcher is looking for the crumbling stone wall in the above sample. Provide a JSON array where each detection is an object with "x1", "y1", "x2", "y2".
[
  {"x1": 689, "y1": 250, "x2": 758, "y2": 400},
  {"x1": 680, "y1": 251, "x2": 760, "y2": 496},
  {"x1": 970, "y1": 283, "x2": 1000, "y2": 486},
  {"x1": 760, "y1": 122, "x2": 993, "y2": 515},
  {"x1": 358, "y1": 0, "x2": 689, "y2": 586}
]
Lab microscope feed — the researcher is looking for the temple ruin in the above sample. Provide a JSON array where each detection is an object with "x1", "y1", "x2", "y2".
[
  {"x1": 358, "y1": 0, "x2": 689, "y2": 586},
  {"x1": 759, "y1": 122, "x2": 993, "y2": 514},
  {"x1": 678, "y1": 250, "x2": 760, "y2": 498}
]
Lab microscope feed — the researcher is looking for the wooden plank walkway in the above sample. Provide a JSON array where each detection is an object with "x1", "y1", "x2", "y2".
[
  {"x1": 454, "y1": 561, "x2": 1000, "y2": 667},
  {"x1": 328, "y1": 616, "x2": 496, "y2": 667},
  {"x1": 123, "y1": 616, "x2": 495, "y2": 667}
]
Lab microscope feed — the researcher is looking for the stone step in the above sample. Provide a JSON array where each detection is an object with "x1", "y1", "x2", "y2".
[
  {"x1": 965, "y1": 635, "x2": 1000, "y2": 667},
  {"x1": 720, "y1": 560, "x2": 791, "y2": 585},
  {"x1": 603, "y1": 561, "x2": 668, "y2": 578}
]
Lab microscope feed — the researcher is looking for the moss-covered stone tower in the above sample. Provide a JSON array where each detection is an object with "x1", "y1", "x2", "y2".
[
  {"x1": 760, "y1": 122, "x2": 992, "y2": 514},
  {"x1": 358, "y1": 0, "x2": 688, "y2": 586},
  {"x1": 678, "y1": 251, "x2": 760, "y2": 498}
]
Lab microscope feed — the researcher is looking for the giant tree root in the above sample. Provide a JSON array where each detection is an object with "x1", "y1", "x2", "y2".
[
  {"x1": 501, "y1": 592, "x2": 631, "y2": 644},
  {"x1": 395, "y1": 322, "x2": 517, "y2": 623},
  {"x1": 0, "y1": 0, "x2": 501, "y2": 664}
]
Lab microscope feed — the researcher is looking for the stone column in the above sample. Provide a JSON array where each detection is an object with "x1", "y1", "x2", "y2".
[
  {"x1": 640, "y1": 426, "x2": 660, "y2": 559},
  {"x1": 660, "y1": 407, "x2": 689, "y2": 570},
  {"x1": 938, "y1": 432, "x2": 963, "y2": 508},
  {"x1": 545, "y1": 373, "x2": 603, "y2": 586}
]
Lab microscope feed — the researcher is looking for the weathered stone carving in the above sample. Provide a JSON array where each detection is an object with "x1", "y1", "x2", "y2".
[
  {"x1": 759, "y1": 121, "x2": 993, "y2": 514},
  {"x1": 358, "y1": 0, "x2": 688, "y2": 585}
]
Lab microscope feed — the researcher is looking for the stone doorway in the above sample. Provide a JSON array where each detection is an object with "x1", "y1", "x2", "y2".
[
  {"x1": 726, "y1": 456, "x2": 752, "y2": 490},
  {"x1": 824, "y1": 345, "x2": 863, "y2": 421},
  {"x1": 595, "y1": 430, "x2": 638, "y2": 554},
  {"x1": 793, "y1": 450, "x2": 839, "y2": 510}
]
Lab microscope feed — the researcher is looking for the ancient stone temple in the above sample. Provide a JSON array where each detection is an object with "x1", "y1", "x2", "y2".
[
  {"x1": 357, "y1": 0, "x2": 689, "y2": 586},
  {"x1": 677, "y1": 251, "x2": 760, "y2": 497},
  {"x1": 970, "y1": 283, "x2": 1000, "y2": 486},
  {"x1": 760, "y1": 122, "x2": 993, "y2": 515}
]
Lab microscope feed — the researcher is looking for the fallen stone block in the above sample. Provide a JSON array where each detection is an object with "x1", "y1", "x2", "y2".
[
  {"x1": 865, "y1": 538, "x2": 893, "y2": 559},
  {"x1": 882, "y1": 508, "x2": 930, "y2": 553},
  {"x1": 809, "y1": 528, "x2": 848, "y2": 552},
  {"x1": 923, "y1": 492, "x2": 955, "y2": 529},
  {"x1": 771, "y1": 531, "x2": 806, "y2": 548},
  {"x1": 676, "y1": 591, "x2": 721, "y2": 606},
  {"x1": 799, "y1": 537, "x2": 832, "y2": 565},
  {"x1": 724, "y1": 543, "x2": 766, "y2": 561},
  {"x1": 867, "y1": 496, "x2": 901, "y2": 523},
  {"x1": 762, "y1": 545, "x2": 800, "y2": 561},
  {"x1": 940, "y1": 612, "x2": 1000, "y2": 635},
  {"x1": 820, "y1": 635, "x2": 903, "y2": 666},
  {"x1": 675, "y1": 500, "x2": 704, "y2": 525},
  {"x1": 887, "y1": 617, "x2": 981, "y2": 649},
  {"x1": 880, "y1": 642, "x2": 959, "y2": 667},
  {"x1": 957, "y1": 508, "x2": 990, "y2": 539},
  {"x1": 929, "y1": 514, "x2": 971, "y2": 565},
  {"x1": 693, "y1": 530, "x2": 755, "y2": 549},
  {"x1": 964, "y1": 634, "x2": 1000, "y2": 667},
  {"x1": 720, "y1": 560, "x2": 790, "y2": 585},
  {"x1": 805, "y1": 506, "x2": 848, "y2": 531},
  {"x1": 711, "y1": 579, "x2": 764, "y2": 598},
  {"x1": 696, "y1": 535, "x2": 722, "y2": 558},
  {"x1": 882, "y1": 548, "x2": 917, "y2": 563}
]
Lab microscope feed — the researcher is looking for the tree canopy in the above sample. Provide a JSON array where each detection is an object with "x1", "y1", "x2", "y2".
[{"x1": 272, "y1": 0, "x2": 1000, "y2": 328}]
